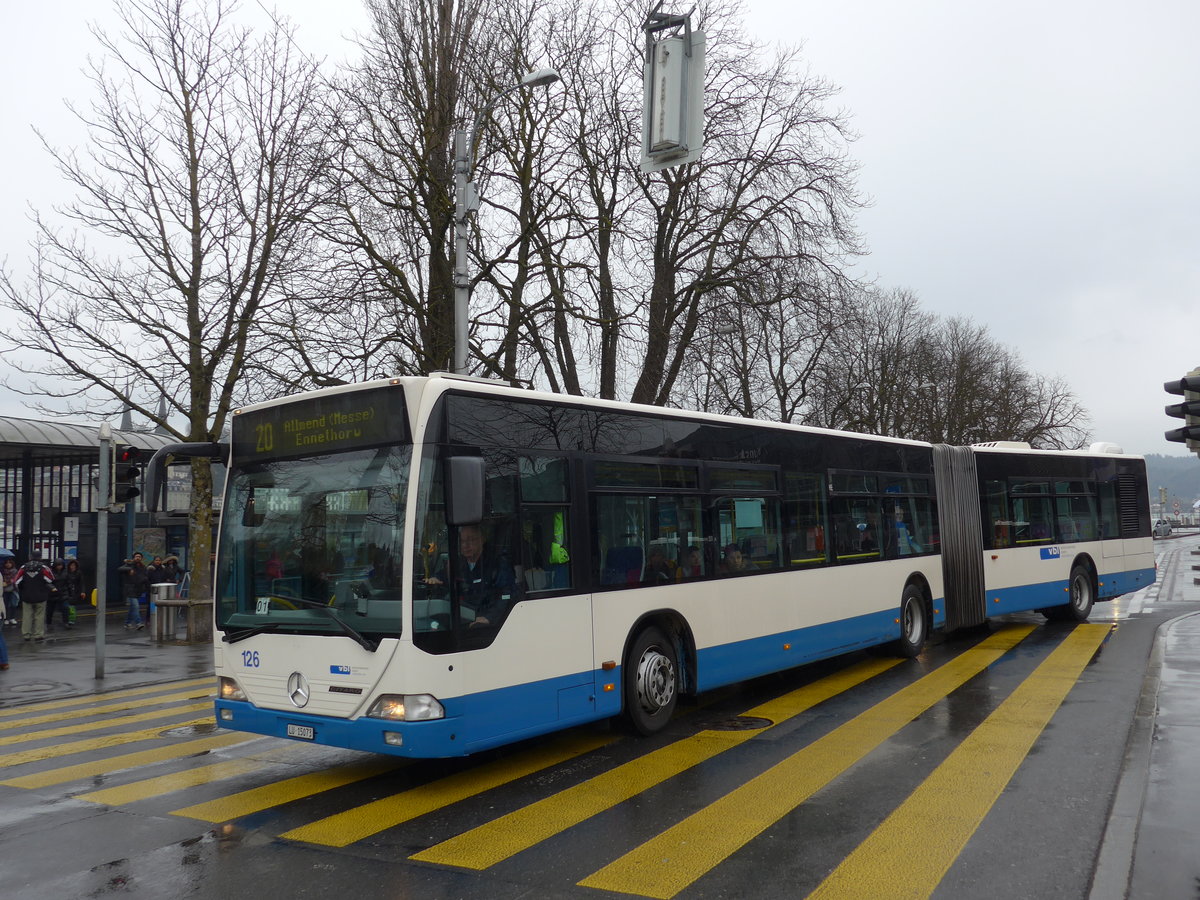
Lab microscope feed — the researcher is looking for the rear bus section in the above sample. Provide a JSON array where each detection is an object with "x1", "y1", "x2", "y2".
[{"x1": 935, "y1": 442, "x2": 1154, "y2": 631}]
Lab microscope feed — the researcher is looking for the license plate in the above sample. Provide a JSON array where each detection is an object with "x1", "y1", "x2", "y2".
[{"x1": 286, "y1": 723, "x2": 315, "y2": 740}]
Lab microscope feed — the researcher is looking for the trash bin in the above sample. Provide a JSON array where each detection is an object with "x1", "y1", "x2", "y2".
[{"x1": 151, "y1": 582, "x2": 179, "y2": 640}]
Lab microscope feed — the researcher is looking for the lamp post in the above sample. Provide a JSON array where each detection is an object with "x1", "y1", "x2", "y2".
[{"x1": 453, "y1": 67, "x2": 561, "y2": 375}]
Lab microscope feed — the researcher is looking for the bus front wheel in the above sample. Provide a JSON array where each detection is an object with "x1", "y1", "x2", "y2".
[
  {"x1": 623, "y1": 626, "x2": 678, "y2": 736},
  {"x1": 892, "y1": 584, "x2": 928, "y2": 658}
]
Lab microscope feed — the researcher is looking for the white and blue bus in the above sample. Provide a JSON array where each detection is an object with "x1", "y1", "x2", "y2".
[{"x1": 149, "y1": 375, "x2": 1154, "y2": 757}]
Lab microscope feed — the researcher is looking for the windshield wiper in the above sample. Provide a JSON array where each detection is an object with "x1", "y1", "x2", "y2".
[
  {"x1": 281, "y1": 597, "x2": 380, "y2": 652},
  {"x1": 223, "y1": 622, "x2": 282, "y2": 644},
  {"x1": 223, "y1": 600, "x2": 380, "y2": 652}
]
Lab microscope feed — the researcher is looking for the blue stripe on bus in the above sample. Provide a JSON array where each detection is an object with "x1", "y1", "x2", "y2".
[
  {"x1": 692, "y1": 607, "x2": 909, "y2": 693},
  {"x1": 212, "y1": 609, "x2": 909, "y2": 759},
  {"x1": 983, "y1": 566, "x2": 1156, "y2": 615},
  {"x1": 214, "y1": 667, "x2": 612, "y2": 759}
]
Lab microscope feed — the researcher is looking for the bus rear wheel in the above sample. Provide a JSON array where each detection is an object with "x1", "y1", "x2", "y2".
[
  {"x1": 892, "y1": 584, "x2": 928, "y2": 658},
  {"x1": 1047, "y1": 565, "x2": 1094, "y2": 622},
  {"x1": 623, "y1": 626, "x2": 678, "y2": 736}
]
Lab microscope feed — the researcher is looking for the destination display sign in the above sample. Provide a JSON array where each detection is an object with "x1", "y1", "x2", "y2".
[{"x1": 232, "y1": 385, "x2": 409, "y2": 461}]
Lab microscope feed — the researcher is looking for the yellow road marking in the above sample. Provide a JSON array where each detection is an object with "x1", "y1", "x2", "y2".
[
  {"x1": 808, "y1": 624, "x2": 1111, "y2": 900},
  {"x1": 78, "y1": 756, "x2": 273, "y2": 806},
  {"x1": 579, "y1": 625, "x2": 1036, "y2": 899},
  {"x1": 0, "y1": 677, "x2": 213, "y2": 719},
  {"x1": 4, "y1": 731, "x2": 259, "y2": 789},
  {"x1": 282, "y1": 731, "x2": 618, "y2": 847},
  {"x1": 411, "y1": 656, "x2": 902, "y2": 869},
  {"x1": 0, "y1": 688, "x2": 213, "y2": 731},
  {"x1": 171, "y1": 758, "x2": 402, "y2": 822},
  {"x1": 0, "y1": 701, "x2": 213, "y2": 746},
  {"x1": 2, "y1": 716, "x2": 214, "y2": 767}
]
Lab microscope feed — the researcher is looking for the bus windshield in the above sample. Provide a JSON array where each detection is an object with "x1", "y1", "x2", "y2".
[{"x1": 216, "y1": 444, "x2": 411, "y2": 643}]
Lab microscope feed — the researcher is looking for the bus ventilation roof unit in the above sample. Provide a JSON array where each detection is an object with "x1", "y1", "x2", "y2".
[
  {"x1": 970, "y1": 441, "x2": 1032, "y2": 450},
  {"x1": 1087, "y1": 441, "x2": 1125, "y2": 455}
]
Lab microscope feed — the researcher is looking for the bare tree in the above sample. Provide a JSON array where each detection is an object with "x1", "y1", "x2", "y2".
[
  {"x1": 0, "y1": 0, "x2": 327, "y2": 600},
  {"x1": 270, "y1": 0, "x2": 492, "y2": 386},
  {"x1": 804, "y1": 287, "x2": 1091, "y2": 448}
]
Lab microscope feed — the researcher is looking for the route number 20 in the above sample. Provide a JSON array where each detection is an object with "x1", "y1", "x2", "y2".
[{"x1": 255, "y1": 423, "x2": 274, "y2": 453}]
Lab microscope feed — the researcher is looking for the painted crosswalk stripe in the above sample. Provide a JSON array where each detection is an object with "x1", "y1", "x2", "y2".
[
  {"x1": 0, "y1": 687, "x2": 213, "y2": 732},
  {"x1": 77, "y1": 755, "x2": 277, "y2": 806},
  {"x1": 807, "y1": 624, "x2": 1111, "y2": 900},
  {"x1": 2, "y1": 731, "x2": 259, "y2": 789},
  {"x1": 2, "y1": 716, "x2": 214, "y2": 767},
  {"x1": 0, "y1": 701, "x2": 213, "y2": 746},
  {"x1": 0, "y1": 677, "x2": 212, "y2": 719},
  {"x1": 280, "y1": 731, "x2": 617, "y2": 846},
  {"x1": 171, "y1": 758, "x2": 403, "y2": 822},
  {"x1": 410, "y1": 656, "x2": 902, "y2": 869},
  {"x1": 578, "y1": 624, "x2": 1037, "y2": 899}
]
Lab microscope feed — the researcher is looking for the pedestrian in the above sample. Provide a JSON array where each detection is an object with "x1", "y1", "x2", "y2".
[
  {"x1": 46, "y1": 559, "x2": 71, "y2": 630},
  {"x1": 13, "y1": 554, "x2": 56, "y2": 643},
  {"x1": 117, "y1": 553, "x2": 151, "y2": 631},
  {"x1": 61, "y1": 559, "x2": 86, "y2": 628},
  {"x1": 147, "y1": 555, "x2": 165, "y2": 584},
  {"x1": 0, "y1": 591, "x2": 9, "y2": 670},
  {"x1": 160, "y1": 555, "x2": 186, "y2": 586},
  {"x1": 2, "y1": 557, "x2": 18, "y2": 627}
]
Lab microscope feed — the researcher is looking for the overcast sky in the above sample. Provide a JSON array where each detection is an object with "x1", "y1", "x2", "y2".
[{"x1": 1, "y1": 1, "x2": 1197, "y2": 457}]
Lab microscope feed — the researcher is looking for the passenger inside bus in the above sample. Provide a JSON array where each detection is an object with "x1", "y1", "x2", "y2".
[
  {"x1": 891, "y1": 506, "x2": 923, "y2": 556},
  {"x1": 678, "y1": 545, "x2": 703, "y2": 578},
  {"x1": 643, "y1": 546, "x2": 677, "y2": 584},
  {"x1": 720, "y1": 544, "x2": 749, "y2": 573}
]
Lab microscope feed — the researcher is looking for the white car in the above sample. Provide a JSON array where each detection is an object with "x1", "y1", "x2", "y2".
[{"x1": 1154, "y1": 520, "x2": 1172, "y2": 537}]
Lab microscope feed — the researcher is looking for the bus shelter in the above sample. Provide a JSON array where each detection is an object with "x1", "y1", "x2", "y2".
[{"x1": 0, "y1": 416, "x2": 179, "y2": 602}]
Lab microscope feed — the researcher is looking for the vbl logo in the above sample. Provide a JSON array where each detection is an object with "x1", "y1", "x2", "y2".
[
  {"x1": 329, "y1": 665, "x2": 351, "y2": 675},
  {"x1": 1039, "y1": 546, "x2": 1061, "y2": 560}
]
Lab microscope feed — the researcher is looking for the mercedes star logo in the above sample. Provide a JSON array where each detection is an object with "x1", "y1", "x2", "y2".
[{"x1": 287, "y1": 671, "x2": 310, "y2": 708}]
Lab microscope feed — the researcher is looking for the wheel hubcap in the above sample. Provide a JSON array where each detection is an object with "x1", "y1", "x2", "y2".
[
  {"x1": 1072, "y1": 575, "x2": 1091, "y2": 611},
  {"x1": 636, "y1": 647, "x2": 675, "y2": 714},
  {"x1": 904, "y1": 600, "x2": 923, "y2": 642}
]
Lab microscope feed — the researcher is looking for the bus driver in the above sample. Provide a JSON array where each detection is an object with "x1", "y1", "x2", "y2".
[{"x1": 425, "y1": 524, "x2": 515, "y2": 627}]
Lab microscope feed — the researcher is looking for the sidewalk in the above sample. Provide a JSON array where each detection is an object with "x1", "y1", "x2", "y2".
[
  {"x1": 0, "y1": 605, "x2": 213, "y2": 708},
  {"x1": 1092, "y1": 536, "x2": 1200, "y2": 899}
]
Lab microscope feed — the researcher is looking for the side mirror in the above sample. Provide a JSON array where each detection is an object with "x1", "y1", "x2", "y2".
[{"x1": 445, "y1": 455, "x2": 484, "y2": 526}]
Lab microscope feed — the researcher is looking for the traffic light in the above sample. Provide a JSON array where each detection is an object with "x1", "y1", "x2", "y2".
[
  {"x1": 1164, "y1": 368, "x2": 1200, "y2": 454},
  {"x1": 112, "y1": 444, "x2": 144, "y2": 504}
]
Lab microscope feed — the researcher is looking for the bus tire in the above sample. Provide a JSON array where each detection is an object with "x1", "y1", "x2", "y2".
[
  {"x1": 623, "y1": 626, "x2": 678, "y2": 736},
  {"x1": 1063, "y1": 565, "x2": 1095, "y2": 622},
  {"x1": 892, "y1": 584, "x2": 928, "y2": 658}
]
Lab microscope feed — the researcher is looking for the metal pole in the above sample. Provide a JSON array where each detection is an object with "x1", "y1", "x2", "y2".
[
  {"x1": 453, "y1": 129, "x2": 470, "y2": 375},
  {"x1": 96, "y1": 424, "x2": 112, "y2": 679},
  {"x1": 450, "y1": 70, "x2": 559, "y2": 376}
]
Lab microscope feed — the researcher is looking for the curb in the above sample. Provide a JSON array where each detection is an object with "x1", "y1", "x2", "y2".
[{"x1": 1088, "y1": 606, "x2": 1200, "y2": 900}]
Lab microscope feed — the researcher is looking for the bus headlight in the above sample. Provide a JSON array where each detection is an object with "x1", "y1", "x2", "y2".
[
  {"x1": 218, "y1": 677, "x2": 247, "y2": 702},
  {"x1": 366, "y1": 694, "x2": 445, "y2": 721}
]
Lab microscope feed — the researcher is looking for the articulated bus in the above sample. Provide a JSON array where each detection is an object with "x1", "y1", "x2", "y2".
[{"x1": 149, "y1": 375, "x2": 1154, "y2": 757}]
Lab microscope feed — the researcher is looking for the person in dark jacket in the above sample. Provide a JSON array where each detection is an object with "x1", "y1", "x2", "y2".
[
  {"x1": 46, "y1": 560, "x2": 70, "y2": 630},
  {"x1": 61, "y1": 560, "x2": 86, "y2": 627},
  {"x1": 14, "y1": 555, "x2": 56, "y2": 642},
  {"x1": 424, "y1": 524, "x2": 516, "y2": 627},
  {"x1": 117, "y1": 553, "x2": 151, "y2": 631},
  {"x1": 160, "y1": 555, "x2": 185, "y2": 586}
]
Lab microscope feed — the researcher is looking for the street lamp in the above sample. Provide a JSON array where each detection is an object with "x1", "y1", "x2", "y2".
[{"x1": 453, "y1": 67, "x2": 561, "y2": 375}]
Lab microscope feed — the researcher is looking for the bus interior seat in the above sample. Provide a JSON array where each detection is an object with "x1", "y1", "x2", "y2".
[{"x1": 602, "y1": 546, "x2": 644, "y2": 585}]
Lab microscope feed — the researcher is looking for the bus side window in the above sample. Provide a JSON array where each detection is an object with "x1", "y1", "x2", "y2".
[{"x1": 519, "y1": 456, "x2": 572, "y2": 592}]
